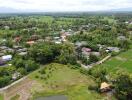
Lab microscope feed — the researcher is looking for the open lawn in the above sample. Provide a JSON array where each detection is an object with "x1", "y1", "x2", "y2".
[
  {"x1": 29, "y1": 63, "x2": 107, "y2": 100},
  {"x1": 96, "y1": 49, "x2": 132, "y2": 74},
  {"x1": 0, "y1": 94, "x2": 4, "y2": 100}
]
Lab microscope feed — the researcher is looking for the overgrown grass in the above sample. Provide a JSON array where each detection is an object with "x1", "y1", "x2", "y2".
[
  {"x1": 29, "y1": 63, "x2": 107, "y2": 100},
  {"x1": 0, "y1": 94, "x2": 4, "y2": 100},
  {"x1": 10, "y1": 94, "x2": 20, "y2": 100}
]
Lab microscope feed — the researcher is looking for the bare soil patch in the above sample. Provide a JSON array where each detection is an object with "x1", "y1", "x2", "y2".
[{"x1": 3, "y1": 78, "x2": 35, "y2": 100}]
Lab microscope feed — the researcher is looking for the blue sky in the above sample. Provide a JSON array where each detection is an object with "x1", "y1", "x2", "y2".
[{"x1": 0, "y1": 0, "x2": 132, "y2": 12}]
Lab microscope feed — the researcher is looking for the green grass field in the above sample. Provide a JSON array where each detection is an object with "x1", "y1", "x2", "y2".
[
  {"x1": 102, "y1": 17, "x2": 116, "y2": 24},
  {"x1": 97, "y1": 49, "x2": 132, "y2": 74},
  {"x1": 29, "y1": 16, "x2": 54, "y2": 23},
  {"x1": 29, "y1": 63, "x2": 108, "y2": 100},
  {"x1": 38, "y1": 16, "x2": 54, "y2": 23},
  {"x1": 0, "y1": 94, "x2": 4, "y2": 100}
]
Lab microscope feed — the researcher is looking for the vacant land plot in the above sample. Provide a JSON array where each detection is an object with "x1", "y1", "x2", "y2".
[{"x1": 29, "y1": 63, "x2": 106, "y2": 100}]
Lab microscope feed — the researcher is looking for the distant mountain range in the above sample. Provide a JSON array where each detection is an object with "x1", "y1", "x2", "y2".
[
  {"x1": 0, "y1": 7, "x2": 132, "y2": 13},
  {"x1": 0, "y1": 7, "x2": 34, "y2": 13},
  {"x1": 0, "y1": 7, "x2": 19, "y2": 13},
  {"x1": 110, "y1": 7, "x2": 132, "y2": 12}
]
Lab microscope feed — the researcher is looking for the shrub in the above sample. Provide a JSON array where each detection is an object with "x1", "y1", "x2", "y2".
[{"x1": 111, "y1": 51, "x2": 119, "y2": 56}]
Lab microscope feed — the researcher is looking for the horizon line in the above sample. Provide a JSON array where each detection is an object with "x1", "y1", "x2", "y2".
[{"x1": 0, "y1": 10, "x2": 132, "y2": 14}]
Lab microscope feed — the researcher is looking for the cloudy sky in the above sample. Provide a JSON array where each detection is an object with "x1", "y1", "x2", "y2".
[{"x1": 0, "y1": 0, "x2": 132, "y2": 12}]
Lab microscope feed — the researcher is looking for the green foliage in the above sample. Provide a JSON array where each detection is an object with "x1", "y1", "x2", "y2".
[
  {"x1": 118, "y1": 40, "x2": 130, "y2": 50},
  {"x1": 5, "y1": 39, "x2": 13, "y2": 48},
  {"x1": 11, "y1": 56, "x2": 40, "y2": 73},
  {"x1": 55, "y1": 43, "x2": 77, "y2": 65},
  {"x1": 81, "y1": 57, "x2": 90, "y2": 65},
  {"x1": 28, "y1": 42, "x2": 60, "y2": 64},
  {"x1": 114, "y1": 72, "x2": 132, "y2": 100},
  {"x1": 0, "y1": 66, "x2": 16, "y2": 76},
  {"x1": 89, "y1": 66, "x2": 107, "y2": 82},
  {"x1": 0, "y1": 76, "x2": 11, "y2": 88},
  {"x1": 89, "y1": 54, "x2": 99, "y2": 63},
  {"x1": 111, "y1": 51, "x2": 119, "y2": 56},
  {"x1": 0, "y1": 66, "x2": 16, "y2": 87},
  {"x1": 11, "y1": 58, "x2": 25, "y2": 68},
  {"x1": 79, "y1": 68, "x2": 89, "y2": 75},
  {"x1": 25, "y1": 60, "x2": 39, "y2": 72},
  {"x1": 17, "y1": 68, "x2": 27, "y2": 75}
]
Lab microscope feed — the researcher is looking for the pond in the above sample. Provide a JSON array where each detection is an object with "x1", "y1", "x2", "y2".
[{"x1": 35, "y1": 95, "x2": 68, "y2": 100}]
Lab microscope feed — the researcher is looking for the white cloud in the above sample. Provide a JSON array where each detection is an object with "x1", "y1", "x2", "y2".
[{"x1": 0, "y1": 0, "x2": 132, "y2": 12}]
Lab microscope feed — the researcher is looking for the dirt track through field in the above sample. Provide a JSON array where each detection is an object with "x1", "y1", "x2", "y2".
[{"x1": 3, "y1": 78, "x2": 34, "y2": 100}]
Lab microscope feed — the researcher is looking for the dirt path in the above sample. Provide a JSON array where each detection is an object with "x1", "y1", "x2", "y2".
[
  {"x1": 3, "y1": 78, "x2": 34, "y2": 100},
  {"x1": 78, "y1": 55, "x2": 111, "y2": 69},
  {"x1": 0, "y1": 76, "x2": 27, "y2": 92}
]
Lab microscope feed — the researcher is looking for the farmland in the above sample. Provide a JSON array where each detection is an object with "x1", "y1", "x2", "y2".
[{"x1": 96, "y1": 48, "x2": 132, "y2": 74}]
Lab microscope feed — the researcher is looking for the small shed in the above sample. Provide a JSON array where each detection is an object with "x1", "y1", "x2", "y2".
[{"x1": 100, "y1": 82, "x2": 111, "y2": 92}]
